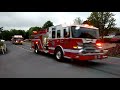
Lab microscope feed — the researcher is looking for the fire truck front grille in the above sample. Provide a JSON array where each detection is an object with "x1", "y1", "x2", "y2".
[
  {"x1": 83, "y1": 43, "x2": 96, "y2": 47},
  {"x1": 82, "y1": 43, "x2": 100, "y2": 53}
]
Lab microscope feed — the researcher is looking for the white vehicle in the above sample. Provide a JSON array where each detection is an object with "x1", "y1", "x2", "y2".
[
  {"x1": 103, "y1": 35, "x2": 115, "y2": 39},
  {"x1": 0, "y1": 39, "x2": 7, "y2": 54}
]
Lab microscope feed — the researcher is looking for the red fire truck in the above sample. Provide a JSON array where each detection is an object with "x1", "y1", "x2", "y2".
[
  {"x1": 31, "y1": 24, "x2": 108, "y2": 61},
  {"x1": 12, "y1": 35, "x2": 24, "y2": 45}
]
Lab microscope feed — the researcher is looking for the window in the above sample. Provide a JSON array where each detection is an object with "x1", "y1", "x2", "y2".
[
  {"x1": 52, "y1": 28, "x2": 56, "y2": 31},
  {"x1": 71, "y1": 26, "x2": 99, "y2": 39},
  {"x1": 57, "y1": 30, "x2": 61, "y2": 38},
  {"x1": 64, "y1": 28, "x2": 70, "y2": 38},
  {"x1": 52, "y1": 31, "x2": 55, "y2": 38}
]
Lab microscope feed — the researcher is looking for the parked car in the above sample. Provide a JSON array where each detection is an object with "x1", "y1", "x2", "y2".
[
  {"x1": 102, "y1": 35, "x2": 115, "y2": 43},
  {"x1": 0, "y1": 39, "x2": 7, "y2": 54},
  {"x1": 110, "y1": 35, "x2": 120, "y2": 43}
]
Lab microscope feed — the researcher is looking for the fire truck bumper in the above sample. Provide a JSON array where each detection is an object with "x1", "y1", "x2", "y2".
[
  {"x1": 15, "y1": 42, "x2": 23, "y2": 44},
  {"x1": 72, "y1": 53, "x2": 108, "y2": 61}
]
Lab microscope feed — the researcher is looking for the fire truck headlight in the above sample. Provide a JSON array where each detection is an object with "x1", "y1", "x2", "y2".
[
  {"x1": 73, "y1": 46, "x2": 83, "y2": 49},
  {"x1": 35, "y1": 41, "x2": 38, "y2": 44},
  {"x1": 96, "y1": 43, "x2": 102, "y2": 48},
  {"x1": 96, "y1": 43, "x2": 102, "y2": 46},
  {"x1": 73, "y1": 46, "x2": 78, "y2": 49},
  {"x1": 77, "y1": 46, "x2": 83, "y2": 49}
]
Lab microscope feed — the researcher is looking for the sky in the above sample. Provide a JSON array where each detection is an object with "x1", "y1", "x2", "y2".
[{"x1": 0, "y1": 12, "x2": 120, "y2": 31}]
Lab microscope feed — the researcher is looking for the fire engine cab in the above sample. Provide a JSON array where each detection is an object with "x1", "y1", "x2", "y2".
[{"x1": 31, "y1": 24, "x2": 108, "y2": 61}]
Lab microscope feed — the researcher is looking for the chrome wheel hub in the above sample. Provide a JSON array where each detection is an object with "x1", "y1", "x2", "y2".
[
  {"x1": 56, "y1": 51, "x2": 61, "y2": 59},
  {"x1": 35, "y1": 49, "x2": 38, "y2": 53}
]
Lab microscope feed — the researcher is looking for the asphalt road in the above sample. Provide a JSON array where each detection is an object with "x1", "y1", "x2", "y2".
[{"x1": 0, "y1": 41, "x2": 120, "y2": 78}]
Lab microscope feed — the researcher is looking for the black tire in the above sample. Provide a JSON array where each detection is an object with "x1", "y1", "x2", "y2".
[
  {"x1": 55, "y1": 48, "x2": 64, "y2": 62},
  {"x1": 34, "y1": 45, "x2": 39, "y2": 54}
]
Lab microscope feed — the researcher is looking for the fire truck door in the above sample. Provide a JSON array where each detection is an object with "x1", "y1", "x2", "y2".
[
  {"x1": 63, "y1": 27, "x2": 70, "y2": 49},
  {"x1": 56, "y1": 29, "x2": 63, "y2": 46},
  {"x1": 55, "y1": 26, "x2": 63, "y2": 46}
]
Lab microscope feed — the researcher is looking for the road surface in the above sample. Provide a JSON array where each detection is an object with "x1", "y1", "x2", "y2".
[{"x1": 0, "y1": 41, "x2": 120, "y2": 78}]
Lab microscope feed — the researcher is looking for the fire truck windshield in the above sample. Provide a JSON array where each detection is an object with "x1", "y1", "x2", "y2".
[
  {"x1": 71, "y1": 26, "x2": 99, "y2": 39},
  {"x1": 14, "y1": 38, "x2": 23, "y2": 40}
]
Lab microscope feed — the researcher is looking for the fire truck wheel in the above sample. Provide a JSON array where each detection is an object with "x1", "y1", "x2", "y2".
[
  {"x1": 55, "y1": 48, "x2": 64, "y2": 62},
  {"x1": 34, "y1": 46, "x2": 39, "y2": 54}
]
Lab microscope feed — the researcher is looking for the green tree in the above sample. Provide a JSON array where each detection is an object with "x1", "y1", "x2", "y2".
[
  {"x1": 2, "y1": 30, "x2": 11, "y2": 40},
  {"x1": 109, "y1": 27, "x2": 120, "y2": 35},
  {"x1": 17, "y1": 30, "x2": 26, "y2": 38},
  {"x1": 10, "y1": 29, "x2": 19, "y2": 36},
  {"x1": 87, "y1": 12, "x2": 116, "y2": 38},
  {"x1": 0, "y1": 27, "x2": 3, "y2": 32},
  {"x1": 73, "y1": 17, "x2": 83, "y2": 25},
  {"x1": 42, "y1": 21, "x2": 54, "y2": 29},
  {"x1": 0, "y1": 27, "x2": 4, "y2": 39},
  {"x1": 25, "y1": 30, "x2": 29, "y2": 39}
]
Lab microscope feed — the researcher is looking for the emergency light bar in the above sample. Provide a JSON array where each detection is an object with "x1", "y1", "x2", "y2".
[
  {"x1": 61, "y1": 23, "x2": 98, "y2": 29},
  {"x1": 14, "y1": 35, "x2": 23, "y2": 38},
  {"x1": 80, "y1": 24, "x2": 98, "y2": 29}
]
